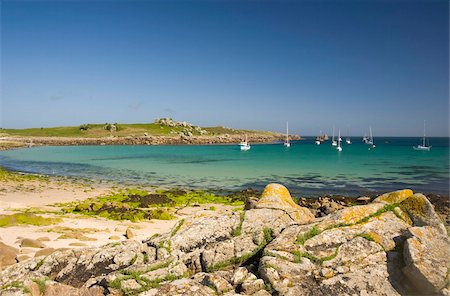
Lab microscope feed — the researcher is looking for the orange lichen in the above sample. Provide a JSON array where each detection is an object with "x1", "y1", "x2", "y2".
[
  {"x1": 374, "y1": 189, "x2": 413, "y2": 205},
  {"x1": 257, "y1": 183, "x2": 315, "y2": 223},
  {"x1": 340, "y1": 204, "x2": 384, "y2": 224},
  {"x1": 401, "y1": 194, "x2": 426, "y2": 216}
]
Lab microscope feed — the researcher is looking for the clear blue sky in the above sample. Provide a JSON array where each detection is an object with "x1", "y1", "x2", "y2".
[{"x1": 1, "y1": 0, "x2": 448, "y2": 136}]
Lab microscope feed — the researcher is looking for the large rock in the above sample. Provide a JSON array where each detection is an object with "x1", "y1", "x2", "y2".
[
  {"x1": 20, "y1": 238, "x2": 46, "y2": 248},
  {"x1": 255, "y1": 183, "x2": 315, "y2": 224},
  {"x1": 0, "y1": 242, "x2": 19, "y2": 270},
  {"x1": 400, "y1": 193, "x2": 447, "y2": 234},
  {"x1": 373, "y1": 189, "x2": 413, "y2": 204},
  {"x1": 259, "y1": 201, "x2": 414, "y2": 295},
  {"x1": 403, "y1": 226, "x2": 450, "y2": 294}
]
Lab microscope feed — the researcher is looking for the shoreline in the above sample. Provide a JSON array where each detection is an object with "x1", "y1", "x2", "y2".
[{"x1": 0, "y1": 133, "x2": 301, "y2": 151}]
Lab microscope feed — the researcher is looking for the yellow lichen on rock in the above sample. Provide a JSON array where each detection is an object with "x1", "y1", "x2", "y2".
[
  {"x1": 373, "y1": 189, "x2": 414, "y2": 205},
  {"x1": 393, "y1": 207, "x2": 413, "y2": 225},
  {"x1": 339, "y1": 204, "x2": 385, "y2": 224},
  {"x1": 256, "y1": 183, "x2": 314, "y2": 224}
]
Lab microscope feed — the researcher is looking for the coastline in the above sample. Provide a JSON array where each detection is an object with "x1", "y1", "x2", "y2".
[
  {"x1": 0, "y1": 133, "x2": 301, "y2": 151},
  {"x1": 1, "y1": 168, "x2": 447, "y2": 260}
]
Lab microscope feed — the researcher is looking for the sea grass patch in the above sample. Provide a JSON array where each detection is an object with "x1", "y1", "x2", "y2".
[
  {"x1": 0, "y1": 213, "x2": 61, "y2": 227},
  {"x1": 56, "y1": 188, "x2": 244, "y2": 222}
]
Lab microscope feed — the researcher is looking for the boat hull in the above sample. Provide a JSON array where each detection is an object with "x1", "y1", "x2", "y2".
[{"x1": 413, "y1": 145, "x2": 431, "y2": 151}]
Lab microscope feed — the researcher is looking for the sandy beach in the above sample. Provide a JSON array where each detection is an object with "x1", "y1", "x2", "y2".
[{"x1": 0, "y1": 171, "x2": 242, "y2": 265}]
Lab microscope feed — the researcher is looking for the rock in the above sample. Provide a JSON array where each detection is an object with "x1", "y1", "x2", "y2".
[
  {"x1": 19, "y1": 248, "x2": 35, "y2": 254},
  {"x1": 120, "y1": 279, "x2": 142, "y2": 291},
  {"x1": 231, "y1": 267, "x2": 248, "y2": 286},
  {"x1": 109, "y1": 235, "x2": 121, "y2": 240},
  {"x1": 400, "y1": 193, "x2": 447, "y2": 234},
  {"x1": 357, "y1": 196, "x2": 371, "y2": 202},
  {"x1": 373, "y1": 189, "x2": 413, "y2": 204},
  {"x1": 16, "y1": 255, "x2": 31, "y2": 262},
  {"x1": 0, "y1": 187, "x2": 446, "y2": 296},
  {"x1": 36, "y1": 237, "x2": 51, "y2": 242},
  {"x1": 200, "y1": 273, "x2": 233, "y2": 294},
  {"x1": 255, "y1": 183, "x2": 315, "y2": 224},
  {"x1": 35, "y1": 248, "x2": 56, "y2": 258},
  {"x1": 20, "y1": 238, "x2": 46, "y2": 248},
  {"x1": 241, "y1": 277, "x2": 265, "y2": 294},
  {"x1": 244, "y1": 196, "x2": 258, "y2": 210},
  {"x1": 142, "y1": 278, "x2": 216, "y2": 296},
  {"x1": 252, "y1": 290, "x2": 272, "y2": 296},
  {"x1": 69, "y1": 242, "x2": 87, "y2": 247},
  {"x1": 402, "y1": 226, "x2": 450, "y2": 294},
  {"x1": 41, "y1": 280, "x2": 105, "y2": 296},
  {"x1": 125, "y1": 228, "x2": 134, "y2": 239},
  {"x1": 0, "y1": 242, "x2": 19, "y2": 269}
]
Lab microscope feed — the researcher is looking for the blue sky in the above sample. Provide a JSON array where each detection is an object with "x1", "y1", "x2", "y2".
[{"x1": 1, "y1": 0, "x2": 448, "y2": 136}]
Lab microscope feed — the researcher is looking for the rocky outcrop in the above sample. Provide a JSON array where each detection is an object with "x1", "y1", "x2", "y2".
[
  {"x1": 255, "y1": 184, "x2": 315, "y2": 224},
  {"x1": 0, "y1": 185, "x2": 448, "y2": 296}
]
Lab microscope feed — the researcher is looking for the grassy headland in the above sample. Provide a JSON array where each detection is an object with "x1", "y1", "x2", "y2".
[{"x1": 0, "y1": 118, "x2": 297, "y2": 149}]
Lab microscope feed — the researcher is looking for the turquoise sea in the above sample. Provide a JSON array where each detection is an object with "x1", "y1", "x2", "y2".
[{"x1": 0, "y1": 137, "x2": 448, "y2": 197}]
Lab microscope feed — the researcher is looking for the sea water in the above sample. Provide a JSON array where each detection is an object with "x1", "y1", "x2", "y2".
[{"x1": 0, "y1": 137, "x2": 448, "y2": 196}]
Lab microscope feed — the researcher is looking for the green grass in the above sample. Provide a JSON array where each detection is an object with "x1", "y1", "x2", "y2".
[
  {"x1": 1, "y1": 123, "x2": 274, "y2": 138},
  {"x1": 292, "y1": 248, "x2": 338, "y2": 265},
  {"x1": 354, "y1": 233, "x2": 375, "y2": 242},
  {"x1": 31, "y1": 277, "x2": 48, "y2": 294},
  {"x1": 232, "y1": 211, "x2": 246, "y2": 237},
  {"x1": 109, "y1": 272, "x2": 189, "y2": 295},
  {"x1": 296, "y1": 226, "x2": 321, "y2": 245},
  {"x1": 170, "y1": 219, "x2": 185, "y2": 237},
  {"x1": 0, "y1": 213, "x2": 61, "y2": 227}
]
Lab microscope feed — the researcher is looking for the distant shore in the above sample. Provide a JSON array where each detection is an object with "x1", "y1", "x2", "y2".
[{"x1": 0, "y1": 134, "x2": 300, "y2": 151}]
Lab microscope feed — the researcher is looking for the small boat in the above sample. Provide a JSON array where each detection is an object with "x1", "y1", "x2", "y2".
[
  {"x1": 346, "y1": 128, "x2": 352, "y2": 144},
  {"x1": 413, "y1": 120, "x2": 431, "y2": 151},
  {"x1": 239, "y1": 135, "x2": 251, "y2": 151},
  {"x1": 331, "y1": 126, "x2": 337, "y2": 146},
  {"x1": 284, "y1": 122, "x2": 290, "y2": 147},
  {"x1": 362, "y1": 133, "x2": 368, "y2": 143},
  {"x1": 315, "y1": 130, "x2": 328, "y2": 145},
  {"x1": 367, "y1": 127, "x2": 375, "y2": 148},
  {"x1": 336, "y1": 129, "x2": 342, "y2": 152}
]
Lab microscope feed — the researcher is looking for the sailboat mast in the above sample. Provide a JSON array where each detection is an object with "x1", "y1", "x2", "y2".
[
  {"x1": 286, "y1": 122, "x2": 289, "y2": 143},
  {"x1": 338, "y1": 129, "x2": 341, "y2": 148},
  {"x1": 423, "y1": 120, "x2": 426, "y2": 146}
]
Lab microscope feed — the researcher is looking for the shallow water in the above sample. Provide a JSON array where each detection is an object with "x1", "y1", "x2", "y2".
[{"x1": 0, "y1": 137, "x2": 448, "y2": 197}]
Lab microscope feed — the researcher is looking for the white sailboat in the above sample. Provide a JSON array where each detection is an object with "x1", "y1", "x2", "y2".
[
  {"x1": 362, "y1": 133, "x2": 368, "y2": 143},
  {"x1": 413, "y1": 120, "x2": 431, "y2": 151},
  {"x1": 284, "y1": 122, "x2": 290, "y2": 147},
  {"x1": 239, "y1": 134, "x2": 251, "y2": 151},
  {"x1": 346, "y1": 128, "x2": 351, "y2": 144},
  {"x1": 315, "y1": 130, "x2": 324, "y2": 145},
  {"x1": 336, "y1": 129, "x2": 342, "y2": 152},
  {"x1": 367, "y1": 127, "x2": 375, "y2": 148},
  {"x1": 331, "y1": 126, "x2": 337, "y2": 146}
]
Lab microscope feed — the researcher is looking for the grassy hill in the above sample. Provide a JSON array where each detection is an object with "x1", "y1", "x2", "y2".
[{"x1": 0, "y1": 123, "x2": 276, "y2": 138}]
